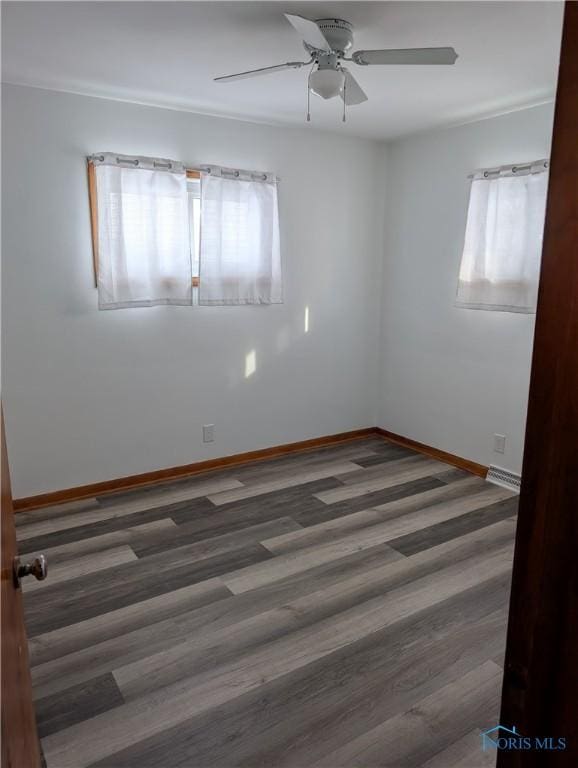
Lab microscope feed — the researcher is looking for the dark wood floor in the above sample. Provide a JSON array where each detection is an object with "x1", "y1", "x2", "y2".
[{"x1": 16, "y1": 437, "x2": 517, "y2": 768}]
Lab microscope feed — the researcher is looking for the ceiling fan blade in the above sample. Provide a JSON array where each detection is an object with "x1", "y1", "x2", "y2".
[
  {"x1": 284, "y1": 13, "x2": 331, "y2": 52},
  {"x1": 352, "y1": 47, "x2": 458, "y2": 66},
  {"x1": 341, "y1": 69, "x2": 368, "y2": 105},
  {"x1": 214, "y1": 61, "x2": 307, "y2": 82}
]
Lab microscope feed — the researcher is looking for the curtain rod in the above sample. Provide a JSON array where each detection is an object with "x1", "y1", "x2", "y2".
[
  {"x1": 88, "y1": 155, "x2": 279, "y2": 182},
  {"x1": 189, "y1": 165, "x2": 279, "y2": 183},
  {"x1": 468, "y1": 159, "x2": 549, "y2": 180}
]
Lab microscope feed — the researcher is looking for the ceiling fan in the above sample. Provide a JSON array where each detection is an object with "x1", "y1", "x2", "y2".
[{"x1": 215, "y1": 14, "x2": 458, "y2": 120}]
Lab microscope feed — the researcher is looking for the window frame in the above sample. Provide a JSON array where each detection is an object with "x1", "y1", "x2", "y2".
[{"x1": 186, "y1": 169, "x2": 201, "y2": 288}]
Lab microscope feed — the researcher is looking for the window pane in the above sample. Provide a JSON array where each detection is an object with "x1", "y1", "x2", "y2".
[{"x1": 188, "y1": 179, "x2": 201, "y2": 277}]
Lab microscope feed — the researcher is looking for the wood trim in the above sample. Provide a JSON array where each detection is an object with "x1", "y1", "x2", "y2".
[
  {"x1": 498, "y1": 4, "x2": 578, "y2": 765},
  {"x1": 87, "y1": 160, "x2": 99, "y2": 288},
  {"x1": 1, "y1": 408, "x2": 42, "y2": 767},
  {"x1": 13, "y1": 428, "x2": 377, "y2": 511},
  {"x1": 375, "y1": 428, "x2": 488, "y2": 478},
  {"x1": 13, "y1": 427, "x2": 488, "y2": 512}
]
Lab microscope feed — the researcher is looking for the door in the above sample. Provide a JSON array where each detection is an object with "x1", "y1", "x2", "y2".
[
  {"x1": 498, "y1": 2, "x2": 578, "y2": 765},
  {"x1": 1, "y1": 410, "x2": 42, "y2": 768}
]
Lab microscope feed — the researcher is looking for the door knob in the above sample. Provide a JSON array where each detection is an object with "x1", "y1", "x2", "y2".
[{"x1": 13, "y1": 555, "x2": 47, "y2": 588}]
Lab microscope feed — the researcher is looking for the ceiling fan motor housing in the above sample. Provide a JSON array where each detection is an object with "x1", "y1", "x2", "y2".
[{"x1": 304, "y1": 18, "x2": 354, "y2": 56}]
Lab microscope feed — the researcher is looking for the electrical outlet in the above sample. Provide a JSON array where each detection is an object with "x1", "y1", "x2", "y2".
[
  {"x1": 493, "y1": 434, "x2": 506, "y2": 454},
  {"x1": 203, "y1": 424, "x2": 215, "y2": 443}
]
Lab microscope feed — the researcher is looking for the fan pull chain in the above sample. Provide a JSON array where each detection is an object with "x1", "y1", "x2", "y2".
[
  {"x1": 342, "y1": 78, "x2": 347, "y2": 123},
  {"x1": 306, "y1": 63, "x2": 315, "y2": 122}
]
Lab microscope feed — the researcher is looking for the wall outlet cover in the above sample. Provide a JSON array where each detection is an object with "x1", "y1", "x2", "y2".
[
  {"x1": 493, "y1": 434, "x2": 506, "y2": 454},
  {"x1": 203, "y1": 424, "x2": 215, "y2": 443}
]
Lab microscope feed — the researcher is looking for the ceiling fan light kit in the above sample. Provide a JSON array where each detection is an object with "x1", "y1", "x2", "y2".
[
  {"x1": 215, "y1": 13, "x2": 458, "y2": 124},
  {"x1": 309, "y1": 67, "x2": 345, "y2": 100}
]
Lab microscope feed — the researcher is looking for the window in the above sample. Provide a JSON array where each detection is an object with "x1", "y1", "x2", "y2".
[
  {"x1": 88, "y1": 156, "x2": 282, "y2": 309},
  {"x1": 456, "y1": 159, "x2": 549, "y2": 313},
  {"x1": 88, "y1": 154, "x2": 192, "y2": 309},
  {"x1": 197, "y1": 167, "x2": 282, "y2": 306}
]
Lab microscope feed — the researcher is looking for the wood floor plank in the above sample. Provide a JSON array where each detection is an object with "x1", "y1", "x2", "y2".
[
  {"x1": 31, "y1": 532, "x2": 407, "y2": 700},
  {"x1": 35, "y1": 673, "x2": 124, "y2": 740},
  {"x1": 337, "y1": 455, "x2": 439, "y2": 484},
  {"x1": 131, "y1": 515, "x2": 302, "y2": 560},
  {"x1": 262, "y1": 508, "x2": 385, "y2": 555},
  {"x1": 373, "y1": 483, "x2": 513, "y2": 527},
  {"x1": 223, "y1": 534, "x2": 405, "y2": 595},
  {"x1": 388, "y1": 497, "x2": 519, "y2": 556},
  {"x1": 433, "y1": 467, "x2": 473, "y2": 484},
  {"x1": 314, "y1": 457, "x2": 450, "y2": 504},
  {"x1": 292, "y1": 475, "x2": 447, "y2": 528},
  {"x1": 28, "y1": 577, "x2": 231, "y2": 668},
  {"x1": 94, "y1": 444, "x2": 378, "y2": 506},
  {"x1": 24, "y1": 518, "x2": 176, "y2": 564},
  {"x1": 352, "y1": 445, "x2": 416, "y2": 467},
  {"x1": 370, "y1": 476, "x2": 485, "y2": 516},
  {"x1": 250, "y1": 619, "x2": 505, "y2": 768},
  {"x1": 30, "y1": 518, "x2": 515, "y2": 700},
  {"x1": 14, "y1": 438, "x2": 516, "y2": 768},
  {"x1": 237, "y1": 611, "x2": 507, "y2": 768},
  {"x1": 206, "y1": 460, "x2": 364, "y2": 506},
  {"x1": 41, "y1": 540, "x2": 513, "y2": 768},
  {"x1": 15, "y1": 498, "x2": 100, "y2": 527},
  {"x1": 226, "y1": 486, "x2": 512, "y2": 594},
  {"x1": 229, "y1": 443, "x2": 380, "y2": 484},
  {"x1": 114, "y1": 521, "x2": 515, "y2": 701},
  {"x1": 316, "y1": 660, "x2": 502, "y2": 767},
  {"x1": 16, "y1": 497, "x2": 216, "y2": 556},
  {"x1": 263, "y1": 483, "x2": 512, "y2": 557},
  {"x1": 89, "y1": 579, "x2": 508, "y2": 768},
  {"x1": 23, "y1": 545, "x2": 137, "y2": 593},
  {"x1": 422, "y1": 729, "x2": 497, "y2": 768},
  {"x1": 24, "y1": 542, "x2": 272, "y2": 636},
  {"x1": 16, "y1": 476, "x2": 244, "y2": 540}
]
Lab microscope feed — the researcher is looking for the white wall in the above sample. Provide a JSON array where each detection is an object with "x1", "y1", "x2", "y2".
[
  {"x1": 2, "y1": 85, "x2": 554, "y2": 496},
  {"x1": 2, "y1": 84, "x2": 383, "y2": 497},
  {"x1": 377, "y1": 104, "x2": 554, "y2": 474}
]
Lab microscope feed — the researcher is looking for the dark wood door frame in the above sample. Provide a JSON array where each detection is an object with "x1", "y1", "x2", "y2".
[
  {"x1": 498, "y1": 2, "x2": 578, "y2": 765},
  {"x1": 1, "y1": 409, "x2": 42, "y2": 768}
]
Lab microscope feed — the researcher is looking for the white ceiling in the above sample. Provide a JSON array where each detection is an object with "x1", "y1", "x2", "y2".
[{"x1": 1, "y1": 1, "x2": 564, "y2": 141}]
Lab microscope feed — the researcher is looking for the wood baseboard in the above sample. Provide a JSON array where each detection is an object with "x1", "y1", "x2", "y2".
[
  {"x1": 375, "y1": 428, "x2": 488, "y2": 478},
  {"x1": 12, "y1": 428, "x2": 376, "y2": 512},
  {"x1": 13, "y1": 426, "x2": 488, "y2": 512}
]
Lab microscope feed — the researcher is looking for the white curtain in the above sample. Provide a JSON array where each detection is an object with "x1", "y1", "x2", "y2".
[
  {"x1": 198, "y1": 166, "x2": 282, "y2": 305},
  {"x1": 94, "y1": 153, "x2": 192, "y2": 309},
  {"x1": 456, "y1": 160, "x2": 549, "y2": 313}
]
